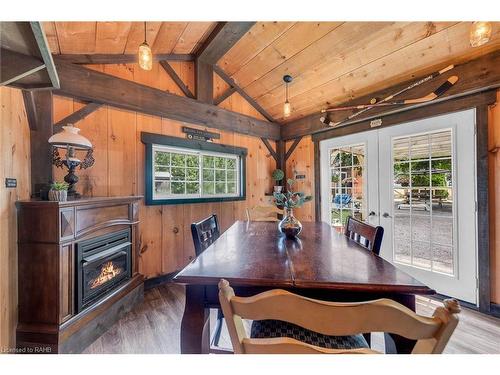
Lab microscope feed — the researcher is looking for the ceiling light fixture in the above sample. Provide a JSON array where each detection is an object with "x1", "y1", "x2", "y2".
[
  {"x1": 470, "y1": 21, "x2": 492, "y2": 47},
  {"x1": 283, "y1": 75, "x2": 293, "y2": 118},
  {"x1": 138, "y1": 21, "x2": 153, "y2": 70}
]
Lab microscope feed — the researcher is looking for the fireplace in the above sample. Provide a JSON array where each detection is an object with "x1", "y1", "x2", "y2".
[{"x1": 76, "y1": 229, "x2": 132, "y2": 312}]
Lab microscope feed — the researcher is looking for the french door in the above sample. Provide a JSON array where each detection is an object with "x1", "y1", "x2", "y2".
[{"x1": 320, "y1": 109, "x2": 478, "y2": 304}]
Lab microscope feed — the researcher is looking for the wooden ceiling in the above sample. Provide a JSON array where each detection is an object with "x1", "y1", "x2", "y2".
[{"x1": 43, "y1": 21, "x2": 500, "y2": 123}]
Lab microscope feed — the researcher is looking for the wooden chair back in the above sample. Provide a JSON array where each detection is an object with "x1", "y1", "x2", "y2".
[
  {"x1": 219, "y1": 279, "x2": 460, "y2": 354},
  {"x1": 344, "y1": 216, "x2": 384, "y2": 255},
  {"x1": 191, "y1": 214, "x2": 220, "y2": 257},
  {"x1": 246, "y1": 205, "x2": 283, "y2": 222}
]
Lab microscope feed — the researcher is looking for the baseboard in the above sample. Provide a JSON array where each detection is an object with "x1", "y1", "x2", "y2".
[
  {"x1": 144, "y1": 271, "x2": 179, "y2": 290},
  {"x1": 490, "y1": 303, "x2": 500, "y2": 318},
  {"x1": 430, "y1": 293, "x2": 480, "y2": 311}
]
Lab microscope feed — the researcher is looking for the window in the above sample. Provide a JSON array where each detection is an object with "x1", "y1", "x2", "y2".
[{"x1": 142, "y1": 132, "x2": 246, "y2": 205}]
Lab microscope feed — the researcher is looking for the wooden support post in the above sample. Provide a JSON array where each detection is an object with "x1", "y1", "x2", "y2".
[
  {"x1": 53, "y1": 102, "x2": 102, "y2": 132},
  {"x1": 260, "y1": 138, "x2": 278, "y2": 162},
  {"x1": 159, "y1": 60, "x2": 195, "y2": 99},
  {"x1": 195, "y1": 60, "x2": 213, "y2": 104},
  {"x1": 276, "y1": 140, "x2": 286, "y2": 187},
  {"x1": 285, "y1": 137, "x2": 303, "y2": 161},
  {"x1": 22, "y1": 90, "x2": 53, "y2": 196}
]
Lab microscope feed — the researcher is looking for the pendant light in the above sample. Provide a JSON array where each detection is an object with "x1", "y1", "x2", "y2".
[
  {"x1": 283, "y1": 75, "x2": 293, "y2": 118},
  {"x1": 470, "y1": 21, "x2": 492, "y2": 47},
  {"x1": 138, "y1": 21, "x2": 153, "y2": 70}
]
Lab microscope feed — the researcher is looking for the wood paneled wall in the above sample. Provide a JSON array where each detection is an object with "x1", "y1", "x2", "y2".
[
  {"x1": 0, "y1": 87, "x2": 31, "y2": 351},
  {"x1": 285, "y1": 136, "x2": 315, "y2": 222},
  {"x1": 52, "y1": 62, "x2": 276, "y2": 279},
  {"x1": 488, "y1": 90, "x2": 500, "y2": 304}
]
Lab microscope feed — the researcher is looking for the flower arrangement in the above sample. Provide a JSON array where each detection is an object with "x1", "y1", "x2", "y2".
[
  {"x1": 273, "y1": 178, "x2": 312, "y2": 209},
  {"x1": 51, "y1": 181, "x2": 69, "y2": 191}
]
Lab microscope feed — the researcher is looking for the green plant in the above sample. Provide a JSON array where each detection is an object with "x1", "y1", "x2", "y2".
[
  {"x1": 272, "y1": 169, "x2": 285, "y2": 183},
  {"x1": 273, "y1": 179, "x2": 312, "y2": 209},
  {"x1": 51, "y1": 181, "x2": 69, "y2": 191}
]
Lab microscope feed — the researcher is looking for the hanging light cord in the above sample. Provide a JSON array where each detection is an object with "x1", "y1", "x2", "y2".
[
  {"x1": 285, "y1": 81, "x2": 289, "y2": 102},
  {"x1": 144, "y1": 21, "x2": 147, "y2": 44}
]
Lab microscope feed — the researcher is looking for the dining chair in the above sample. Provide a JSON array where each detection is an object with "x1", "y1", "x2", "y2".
[
  {"x1": 344, "y1": 216, "x2": 384, "y2": 255},
  {"x1": 190, "y1": 215, "x2": 224, "y2": 350},
  {"x1": 218, "y1": 279, "x2": 460, "y2": 354},
  {"x1": 246, "y1": 205, "x2": 283, "y2": 222}
]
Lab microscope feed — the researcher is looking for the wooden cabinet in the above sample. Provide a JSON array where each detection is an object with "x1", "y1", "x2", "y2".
[{"x1": 16, "y1": 196, "x2": 144, "y2": 353}]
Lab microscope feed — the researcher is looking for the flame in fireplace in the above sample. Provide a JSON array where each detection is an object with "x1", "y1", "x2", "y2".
[{"x1": 90, "y1": 261, "x2": 122, "y2": 289}]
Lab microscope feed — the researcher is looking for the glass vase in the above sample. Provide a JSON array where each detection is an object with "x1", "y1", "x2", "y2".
[{"x1": 278, "y1": 208, "x2": 302, "y2": 238}]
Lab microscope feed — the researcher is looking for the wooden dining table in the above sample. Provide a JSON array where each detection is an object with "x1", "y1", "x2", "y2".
[{"x1": 173, "y1": 220, "x2": 435, "y2": 354}]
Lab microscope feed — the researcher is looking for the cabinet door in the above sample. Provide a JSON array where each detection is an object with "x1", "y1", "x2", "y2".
[{"x1": 59, "y1": 244, "x2": 74, "y2": 323}]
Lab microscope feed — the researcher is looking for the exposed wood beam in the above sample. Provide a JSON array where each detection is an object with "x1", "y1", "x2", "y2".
[
  {"x1": 159, "y1": 60, "x2": 195, "y2": 99},
  {"x1": 52, "y1": 58, "x2": 280, "y2": 140},
  {"x1": 22, "y1": 90, "x2": 53, "y2": 195},
  {"x1": 214, "y1": 86, "x2": 237, "y2": 105},
  {"x1": 1, "y1": 48, "x2": 45, "y2": 86},
  {"x1": 282, "y1": 50, "x2": 500, "y2": 140},
  {"x1": 260, "y1": 138, "x2": 278, "y2": 162},
  {"x1": 54, "y1": 53, "x2": 195, "y2": 65},
  {"x1": 196, "y1": 60, "x2": 214, "y2": 104},
  {"x1": 30, "y1": 22, "x2": 60, "y2": 89},
  {"x1": 196, "y1": 22, "x2": 255, "y2": 64},
  {"x1": 285, "y1": 137, "x2": 303, "y2": 161},
  {"x1": 53, "y1": 102, "x2": 103, "y2": 132},
  {"x1": 214, "y1": 65, "x2": 275, "y2": 122}
]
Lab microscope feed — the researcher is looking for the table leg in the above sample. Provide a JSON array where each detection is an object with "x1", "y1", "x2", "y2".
[
  {"x1": 180, "y1": 285, "x2": 209, "y2": 354},
  {"x1": 385, "y1": 294, "x2": 416, "y2": 354}
]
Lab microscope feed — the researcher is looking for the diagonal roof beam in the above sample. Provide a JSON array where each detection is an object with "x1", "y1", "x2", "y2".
[
  {"x1": 214, "y1": 65, "x2": 276, "y2": 122},
  {"x1": 159, "y1": 60, "x2": 195, "y2": 99},
  {"x1": 53, "y1": 102, "x2": 103, "y2": 132}
]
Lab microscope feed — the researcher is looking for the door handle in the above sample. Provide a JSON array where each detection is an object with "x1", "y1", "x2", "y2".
[
  {"x1": 382, "y1": 212, "x2": 392, "y2": 218},
  {"x1": 368, "y1": 211, "x2": 377, "y2": 216}
]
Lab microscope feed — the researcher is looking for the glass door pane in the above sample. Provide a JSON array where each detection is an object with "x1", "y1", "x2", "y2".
[
  {"x1": 329, "y1": 143, "x2": 366, "y2": 230},
  {"x1": 392, "y1": 130, "x2": 454, "y2": 275}
]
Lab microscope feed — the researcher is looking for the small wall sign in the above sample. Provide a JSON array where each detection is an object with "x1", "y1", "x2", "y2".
[
  {"x1": 294, "y1": 171, "x2": 306, "y2": 180},
  {"x1": 5, "y1": 178, "x2": 17, "y2": 188},
  {"x1": 182, "y1": 127, "x2": 220, "y2": 142},
  {"x1": 370, "y1": 118, "x2": 383, "y2": 128}
]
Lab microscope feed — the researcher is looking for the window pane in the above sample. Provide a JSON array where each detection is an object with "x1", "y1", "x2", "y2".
[
  {"x1": 203, "y1": 182, "x2": 214, "y2": 195},
  {"x1": 155, "y1": 181, "x2": 170, "y2": 196},
  {"x1": 171, "y1": 182, "x2": 185, "y2": 194},
  {"x1": 393, "y1": 138, "x2": 409, "y2": 162},
  {"x1": 410, "y1": 134, "x2": 429, "y2": 160},
  {"x1": 227, "y1": 158, "x2": 236, "y2": 169},
  {"x1": 171, "y1": 167, "x2": 185, "y2": 181},
  {"x1": 215, "y1": 157, "x2": 226, "y2": 169},
  {"x1": 431, "y1": 131, "x2": 452, "y2": 158},
  {"x1": 227, "y1": 182, "x2": 236, "y2": 194},
  {"x1": 203, "y1": 155, "x2": 214, "y2": 168},
  {"x1": 171, "y1": 153, "x2": 186, "y2": 167},
  {"x1": 394, "y1": 239, "x2": 411, "y2": 264},
  {"x1": 431, "y1": 159, "x2": 452, "y2": 187},
  {"x1": 227, "y1": 170, "x2": 236, "y2": 181},
  {"x1": 215, "y1": 170, "x2": 226, "y2": 181},
  {"x1": 215, "y1": 182, "x2": 226, "y2": 194},
  {"x1": 155, "y1": 151, "x2": 170, "y2": 165},
  {"x1": 413, "y1": 241, "x2": 431, "y2": 269},
  {"x1": 186, "y1": 168, "x2": 199, "y2": 181},
  {"x1": 186, "y1": 155, "x2": 199, "y2": 168},
  {"x1": 433, "y1": 245, "x2": 453, "y2": 275},
  {"x1": 203, "y1": 169, "x2": 214, "y2": 181},
  {"x1": 186, "y1": 182, "x2": 199, "y2": 194}
]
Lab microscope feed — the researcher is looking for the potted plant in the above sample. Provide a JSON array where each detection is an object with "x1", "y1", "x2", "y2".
[
  {"x1": 272, "y1": 169, "x2": 285, "y2": 193},
  {"x1": 273, "y1": 179, "x2": 312, "y2": 238},
  {"x1": 48, "y1": 181, "x2": 69, "y2": 202}
]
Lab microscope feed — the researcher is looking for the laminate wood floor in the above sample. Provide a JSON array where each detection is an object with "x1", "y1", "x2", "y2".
[{"x1": 83, "y1": 282, "x2": 500, "y2": 354}]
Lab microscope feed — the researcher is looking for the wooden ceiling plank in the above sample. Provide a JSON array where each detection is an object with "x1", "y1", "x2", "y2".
[
  {"x1": 52, "y1": 58, "x2": 280, "y2": 140},
  {"x1": 159, "y1": 60, "x2": 195, "y2": 98},
  {"x1": 54, "y1": 22, "x2": 97, "y2": 54},
  {"x1": 270, "y1": 22, "x2": 500, "y2": 121},
  {"x1": 217, "y1": 22, "x2": 295, "y2": 76},
  {"x1": 0, "y1": 48, "x2": 45, "y2": 86},
  {"x1": 173, "y1": 22, "x2": 218, "y2": 54},
  {"x1": 230, "y1": 22, "x2": 343, "y2": 89},
  {"x1": 196, "y1": 22, "x2": 256, "y2": 64},
  {"x1": 95, "y1": 22, "x2": 132, "y2": 54},
  {"x1": 54, "y1": 53, "x2": 194, "y2": 64},
  {"x1": 152, "y1": 22, "x2": 188, "y2": 54},
  {"x1": 41, "y1": 22, "x2": 60, "y2": 54},
  {"x1": 214, "y1": 65, "x2": 274, "y2": 122},
  {"x1": 123, "y1": 22, "x2": 162, "y2": 54},
  {"x1": 247, "y1": 22, "x2": 455, "y2": 110},
  {"x1": 280, "y1": 50, "x2": 500, "y2": 139}
]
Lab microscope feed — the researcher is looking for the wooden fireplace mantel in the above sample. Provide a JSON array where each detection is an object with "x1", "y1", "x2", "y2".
[{"x1": 16, "y1": 196, "x2": 144, "y2": 353}]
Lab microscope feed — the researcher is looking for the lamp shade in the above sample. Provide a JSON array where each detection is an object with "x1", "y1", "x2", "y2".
[{"x1": 48, "y1": 125, "x2": 92, "y2": 150}]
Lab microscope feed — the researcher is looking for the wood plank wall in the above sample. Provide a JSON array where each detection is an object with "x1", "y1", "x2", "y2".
[
  {"x1": 0, "y1": 87, "x2": 31, "y2": 351},
  {"x1": 52, "y1": 62, "x2": 277, "y2": 279},
  {"x1": 488, "y1": 90, "x2": 500, "y2": 304}
]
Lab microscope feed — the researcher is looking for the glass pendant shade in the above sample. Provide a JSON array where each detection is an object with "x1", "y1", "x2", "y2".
[
  {"x1": 470, "y1": 21, "x2": 492, "y2": 47},
  {"x1": 283, "y1": 101, "x2": 291, "y2": 118},
  {"x1": 48, "y1": 125, "x2": 92, "y2": 150},
  {"x1": 138, "y1": 42, "x2": 153, "y2": 71}
]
